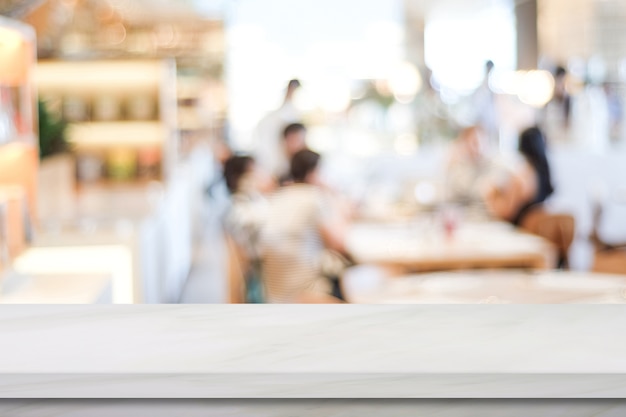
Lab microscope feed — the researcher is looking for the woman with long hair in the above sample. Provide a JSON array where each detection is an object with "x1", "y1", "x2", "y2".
[{"x1": 483, "y1": 126, "x2": 554, "y2": 226}]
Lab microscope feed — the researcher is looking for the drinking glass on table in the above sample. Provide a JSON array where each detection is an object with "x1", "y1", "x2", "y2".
[{"x1": 441, "y1": 204, "x2": 461, "y2": 240}]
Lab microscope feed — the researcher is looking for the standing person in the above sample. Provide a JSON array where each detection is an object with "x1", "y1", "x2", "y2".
[
  {"x1": 253, "y1": 79, "x2": 302, "y2": 180},
  {"x1": 571, "y1": 77, "x2": 610, "y2": 153},
  {"x1": 259, "y1": 149, "x2": 350, "y2": 304},
  {"x1": 543, "y1": 66, "x2": 572, "y2": 145},
  {"x1": 605, "y1": 82, "x2": 624, "y2": 143},
  {"x1": 471, "y1": 60, "x2": 500, "y2": 147}
]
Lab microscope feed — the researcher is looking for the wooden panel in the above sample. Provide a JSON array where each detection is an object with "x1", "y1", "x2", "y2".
[{"x1": 0, "y1": 143, "x2": 38, "y2": 226}]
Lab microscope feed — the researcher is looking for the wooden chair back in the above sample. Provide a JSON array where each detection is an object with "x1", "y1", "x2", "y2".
[
  {"x1": 521, "y1": 207, "x2": 575, "y2": 269},
  {"x1": 224, "y1": 233, "x2": 248, "y2": 304},
  {"x1": 590, "y1": 201, "x2": 626, "y2": 274}
]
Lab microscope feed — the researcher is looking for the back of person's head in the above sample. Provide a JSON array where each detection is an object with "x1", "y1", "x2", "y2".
[
  {"x1": 223, "y1": 155, "x2": 254, "y2": 194},
  {"x1": 519, "y1": 127, "x2": 554, "y2": 197},
  {"x1": 459, "y1": 125, "x2": 485, "y2": 157},
  {"x1": 555, "y1": 66, "x2": 567, "y2": 79},
  {"x1": 290, "y1": 149, "x2": 320, "y2": 184},
  {"x1": 519, "y1": 127, "x2": 546, "y2": 160},
  {"x1": 485, "y1": 60, "x2": 495, "y2": 73},
  {"x1": 288, "y1": 79, "x2": 301, "y2": 90},
  {"x1": 283, "y1": 122, "x2": 306, "y2": 139}
]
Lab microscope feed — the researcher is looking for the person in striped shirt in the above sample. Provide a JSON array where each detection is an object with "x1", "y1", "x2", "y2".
[{"x1": 259, "y1": 149, "x2": 350, "y2": 303}]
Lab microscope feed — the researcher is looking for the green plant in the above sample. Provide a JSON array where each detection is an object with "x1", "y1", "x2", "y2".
[{"x1": 38, "y1": 99, "x2": 69, "y2": 159}]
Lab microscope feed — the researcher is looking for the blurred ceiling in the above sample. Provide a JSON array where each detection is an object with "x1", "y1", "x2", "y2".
[
  {"x1": 1, "y1": 0, "x2": 226, "y2": 21},
  {"x1": 0, "y1": 0, "x2": 46, "y2": 18},
  {"x1": 98, "y1": 0, "x2": 226, "y2": 23},
  {"x1": 406, "y1": 0, "x2": 514, "y2": 19}
]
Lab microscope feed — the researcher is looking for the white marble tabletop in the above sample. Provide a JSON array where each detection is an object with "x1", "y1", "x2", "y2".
[{"x1": 1, "y1": 305, "x2": 626, "y2": 398}]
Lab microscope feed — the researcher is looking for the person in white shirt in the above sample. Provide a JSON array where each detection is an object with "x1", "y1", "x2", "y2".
[
  {"x1": 445, "y1": 126, "x2": 492, "y2": 208},
  {"x1": 471, "y1": 61, "x2": 500, "y2": 147},
  {"x1": 253, "y1": 79, "x2": 302, "y2": 179},
  {"x1": 259, "y1": 149, "x2": 349, "y2": 303}
]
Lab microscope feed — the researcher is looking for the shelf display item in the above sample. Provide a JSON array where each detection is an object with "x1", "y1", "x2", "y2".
[
  {"x1": 93, "y1": 95, "x2": 122, "y2": 122},
  {"x1": 127, "y1": 95, "x2": 156, "y2": 121},
  {"x1": 137, "y1": 146, "x2": 161, "y2": 180},
  {"x1": 76, "y1": 154, "x2": 104, "y2": 183},
  {"x1": 63, "y1": 96, "x2": 90, "y2": 122},
  {"x1": 106, "y1": 148, "x2": 137, "y2": 181}
]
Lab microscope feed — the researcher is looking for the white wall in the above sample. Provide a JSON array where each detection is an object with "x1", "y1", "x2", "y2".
[{"x1": 225, "y1": 0, "x2": 404, "y2": 149}]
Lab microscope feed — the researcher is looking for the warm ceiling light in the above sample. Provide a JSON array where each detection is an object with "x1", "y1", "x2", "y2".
[
  {"x1": 517, "y1": 70, "x2": 555, "y2": 108},
  {"x1": 389, "y1": 62, "x2": 422, "y2": 104},
  {"x1": 319, "y1": 78, "x2": 352, "y2": 113}
]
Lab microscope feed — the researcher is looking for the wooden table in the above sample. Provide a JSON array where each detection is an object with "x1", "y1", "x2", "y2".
[
  {"x1": 343, "y1": 268, "x2": 626, "y2": 304},
  {"x1": 346, "y1": 220, "x2": 556, "y2": 272}
]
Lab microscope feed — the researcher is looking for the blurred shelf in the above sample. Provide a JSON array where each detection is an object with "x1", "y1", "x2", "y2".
[
  {"x1": 36, "y1": 60, "x2": 165, "y2": 94},
  {"x1": 67, "y1": 121, "x2": 166, "y2": 149},
  {"x1": 37, "y1": 60, "x2": 178, "y2": 185}
]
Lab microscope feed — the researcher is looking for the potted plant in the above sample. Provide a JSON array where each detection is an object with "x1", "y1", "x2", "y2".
[
  {"x1": 38, "y1": 99, "x2": 69, "y2": 159},
  {"x1": 37, "y1": 99, "x2": 76, "y2": 222}
]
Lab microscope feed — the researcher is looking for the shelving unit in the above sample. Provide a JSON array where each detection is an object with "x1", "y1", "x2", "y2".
[
  {"x1": 33, "y1": 59, "x2": 193, "y2": 304},
  {"x1": 36, "y1": 59, "x2": 178, "y2": 185}
]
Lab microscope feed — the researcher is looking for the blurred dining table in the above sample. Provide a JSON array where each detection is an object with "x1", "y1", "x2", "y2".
[
  {"x1": 342, "y1": 268, "x2": 626, "y2": 304},
  {"x1": 345, "y1": 220, "x2": 556, "y2": 272}
]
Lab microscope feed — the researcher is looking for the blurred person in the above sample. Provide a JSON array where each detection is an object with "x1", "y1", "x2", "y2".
[
  {"x1": 223, "y1": 155, "x2": 275, "y2": 302},
  {"x1": 604, "y1": 82, "x2": 624, "y2": 143},
  {"x1": 259, "y1": 149, "x2": 351, "y2": 303},
  {"x1": 571, "y1": 78, "x2": 610, "y2": 153},
  {"x1": 543, "y1": 66, "x2": 572, "y2": 144},
  {"x1": 253, "y1": 79, "x2": 302, "y2": 179},
  {"x1": 445, "y1": 126, "x2": 492, "y2": 208},
  {"x1": 553, "y1": 66, "x2": 572, "y2": 127},
  {"x1": 483, "y1": 127, "x2": 554, "y2": 226},
  {"x1": 470, "y1": 60, "x2": 500, "y2": 146},
  {"x1": 277, "y1": 122, "x2": 309, "y2": 184},
  {"x1": 415, "y1": 68, "x2": 455, "y2": 143}
]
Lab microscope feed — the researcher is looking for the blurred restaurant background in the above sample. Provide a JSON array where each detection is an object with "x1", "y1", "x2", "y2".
[{"x1": 1, "y1": 0, "x2": 626, "y2": 303}]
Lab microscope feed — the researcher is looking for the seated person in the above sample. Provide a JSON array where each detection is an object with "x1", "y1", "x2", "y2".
[
  {"x1": 277, "y1": 122, "x2": 308, "y2": 185},
  {"x1": 223, "y1": 155, "x2": 274, "y2": 302},
  {"x1": 483, "y1": 127, "x2": 554, "y2": 226},
  {"x1": 445, "y1": 126, "x2": 492, "y2": 208},
  {"x1": 259, "y1": 149, "x2": 350, "y2": 303}
]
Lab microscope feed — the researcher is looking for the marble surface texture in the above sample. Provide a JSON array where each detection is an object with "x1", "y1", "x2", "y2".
[{"x1": 1, "y1": 305, "x2": 626, "y2": 398}]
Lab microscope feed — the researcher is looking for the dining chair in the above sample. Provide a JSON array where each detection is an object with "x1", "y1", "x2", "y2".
[
  {"x1": 292, "y1": 291, "x2": 344, "y2": 304},
  {"x1": 520, "y1": 207, "x2": 575, "y2": 269},
  {"x1": 590, "y1": 201, "x2": 626, "y2": 274},
  {"x1": 224, "y1": 233, "x2": 247, "y2": 304}
]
